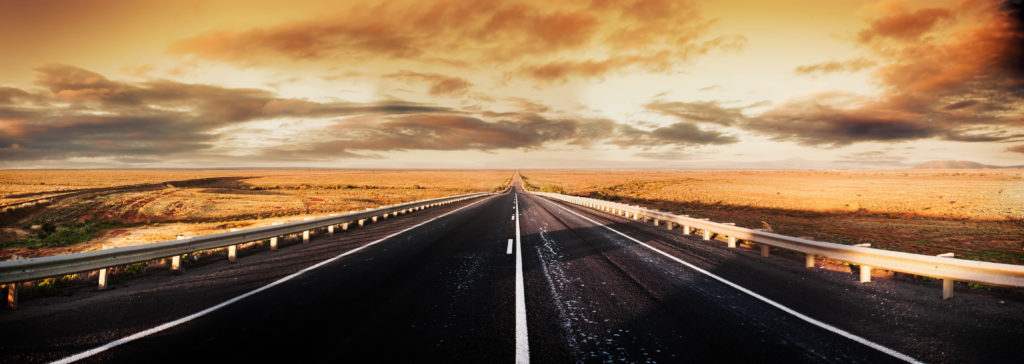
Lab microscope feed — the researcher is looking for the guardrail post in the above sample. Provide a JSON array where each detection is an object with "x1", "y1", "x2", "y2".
[
  {"x1": 328, "y1": 225, "x2": 335, "y2": 234},
  {"x1": 703, "y1": 229, "x2": 711, "y2": 241},
  {"x1": 7, "y1": 282, "x2": 17, "y2": 310},
  {"x1": 95, "y1": 245, "x2": 110, "y2": 290},
  {"x1": 653, "y1": 219, "x2": 660, "y2": 226},
  {"x1": 227, "y1": 229, "x2": 239, "y2": 262},
  {"x1": 760, "y1": 244, "x2": 770, "y2": 257},
  {"x1": 805, "y1": 254, "x2": 815, "y2": 268},
  {"x1": 270, "y1": 222, "x2": 281, "y2": 250},
  {"x1": 860, "y1": 265, "x2": 872, "y2": 283},
  {"x1": 683, "y1": 225, "x2": 691, "y2": 235},
  {"x1": 302, "y1": 218, "x2": 312, "y2": 243},
  {"x1": 727, "y1": 236, "x2": 736, "y2": 248},
  {"x1": 98, "y1": 266, "x2": 108, "y2": 289},
  {"x1": 359, "y1": 218, "x2": 367, "y2": 226},
  {"x1": 371, "y1": 216, "x2": 379, "y2": 223},
  {"x1": 938, "y1": 253, "x2": 955, "y2": 299},
  {"x1": 171, "y1": 236, "x2": 185, "y2": 272},
  {"x1": 665, "y1": 221, "x2": 673, "y2": 230},
  {"x1": 341, "y1": 222, "x2": 350, "y2": 231}
]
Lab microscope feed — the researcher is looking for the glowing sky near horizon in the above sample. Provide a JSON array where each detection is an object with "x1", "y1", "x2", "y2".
[{"x1": 0, "y1": 0, "x2": 1022, "y2": 169}]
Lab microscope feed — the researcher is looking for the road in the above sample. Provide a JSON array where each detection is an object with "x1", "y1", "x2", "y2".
[{"x1": 1, "y1": 177, "x2": 1021, "y2": 363}]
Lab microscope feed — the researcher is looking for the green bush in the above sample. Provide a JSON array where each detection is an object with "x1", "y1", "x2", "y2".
[{"x1": 2, "y1": 222, "x2": 118, "y2": 249}]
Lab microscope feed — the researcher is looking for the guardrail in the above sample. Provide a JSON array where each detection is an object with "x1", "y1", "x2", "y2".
[
  {"x1": 534, "y1": 191, "x2": 1024, "y2": 299},
  {"x1": 1, "y1": 191, "x2": 491, "y2": 309}
]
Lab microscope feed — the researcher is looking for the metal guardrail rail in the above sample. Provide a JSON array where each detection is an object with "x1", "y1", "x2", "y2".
[
  {"x1": 0, "y1": 192, "x2": 490, "y2": 287},
  {"x1": 535, "y1": 191, "x2": 1024, "y2": 299}
]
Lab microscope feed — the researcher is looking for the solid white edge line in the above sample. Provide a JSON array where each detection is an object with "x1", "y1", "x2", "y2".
[
  {"x1": 514, "y1": 193, "x2": 530, "y2": 364},
  {"x1": 51, "y1": 196, "x2": 495, "y2": 364},
  {"x1": 507, "y1": 238, "x2": 514, "y2": 255},
  {"x1": 546, "y1": 199, "x2": 921, "y2": 364}
]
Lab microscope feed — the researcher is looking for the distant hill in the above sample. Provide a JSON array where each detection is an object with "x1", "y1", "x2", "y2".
[{"x1": 913, "y1": 160, "x2": 1023, "y2": 169}]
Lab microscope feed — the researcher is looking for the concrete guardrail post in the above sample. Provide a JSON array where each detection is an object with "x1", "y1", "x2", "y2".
[
  {"x1": 860, "y1": 265, "x2": 872, "y2": 283},
  {"x1": 727, "y1": 236, "x2": 737, "y2": 248},
  {"x1": 938, "y1": 253, "x2": 955, "y2": 299},
  {"x1": 98, "y1": 245, "x2": 110, "y2": 289},
  {"x1": 358, "y1": 218, "x2": 367, "y2": 227},
  {"x1": 7, "y1": 282, "x2": 17, "y2": 310},
  {"x1": 269, "y1": 222, "x2": 281, "y2": 250},
  {"x1": 341, "y1": 222, "x2": 350, "y2": 231},
  {"x1": 761, "y1": 244, "x2": 770, "y2": 257},
  {"x1": 805, "y1": 254, "x2": 815, "y2": 268},
  {"x1": 683, "y1": 225, "x2": 691, "y2": 235},
  {"x1": 302, "y1": 218, "x2": 313, "y2": 243},
  {"x1": 702, "y1": 229, "x2": 711, "y2": 241},
  {"x1": 227, "y1": 228, "x2": 239, "y2": 262},
  {"x1": 171, "y1": 236, "x2": 185, "y2": 272}
]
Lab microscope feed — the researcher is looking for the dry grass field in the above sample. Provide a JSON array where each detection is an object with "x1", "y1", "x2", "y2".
[
  {"x1": 0, "y1": 170, "x2": 510, "y2": 259},
  {"x1": 521, "y1": 169, "x2": 1024, "y2": 265}
]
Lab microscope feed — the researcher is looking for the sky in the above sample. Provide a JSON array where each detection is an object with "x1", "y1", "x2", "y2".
[{"x1": 0, "y1": 0, "x2": 1022, "y2": 169}]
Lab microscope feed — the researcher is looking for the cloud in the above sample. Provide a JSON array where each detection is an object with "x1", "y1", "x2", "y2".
[
  {"x1": 728, "y1": 1, "x2": 1024, "y2": 147},
  {"x1": 1007, "y1": 144, "x2": 1024, "y2": 153},
  {"x1": 614, "y1": 122, "x2": 738, "y2": 147},
  {"x1": 644, "y1": 100, "x2": 748, "y2": 126},
  {"x1": 0, "y1": 65, "x2": 455, "y2": 162},
  {"x1": 793, "y1": 58, "x2": 877, "y2": 75},
  {"x1": 0, "y1": 87, "x2": 32, "y2": 104},
  {"x1": 3, "y1": 65, "x2": 747, "y2": 164},
  {"x1": 857, "y1": 7, "x2": 953, "y2": 42},
  {"x1": 384, "y1": 70, "x2": 472, "y2": 96},
  {"x1": 170, "y1": 0, "x2": 741, "y2": 82}
]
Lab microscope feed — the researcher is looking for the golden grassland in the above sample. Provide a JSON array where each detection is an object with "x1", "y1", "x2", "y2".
[
  {"x1": 521, "y1": 169, "x2": 1024, "y2": 264},
  {"x1": 0, "y1": 169, "x2": 511, "y2": 259}
]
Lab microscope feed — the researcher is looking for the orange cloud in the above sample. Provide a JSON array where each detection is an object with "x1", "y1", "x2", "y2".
[
  {"x1": 1007, "y1": 144, "x2": 1024, "y2": 153},
  {"x1": 857, "y1": 7, "x2": 952, "y2": 42},
  {"x1": 735, "y1": 0, "x2": 1024, "y2": 146},
  {"x1": 170, "y1": 0, "x2": 738, "y2": 81},
  {"x1": 794, "y1": 58, "x2": 877, "y2": 75}
]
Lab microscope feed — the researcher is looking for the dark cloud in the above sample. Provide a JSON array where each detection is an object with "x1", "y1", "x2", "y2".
[
  {"x1": 729, "y1": 1, "x2": 1024, "y2": 147},
  {"x1": 384, "y1": 70, "x2": 472, "y2": 96},
  {"x1": 309, "y1": 113, "x2": 616, "y2": 153},
  {"x1": 0, "y1": 87, "x2": 32, "y2": 104},
  {"x1": 614, "y1": 122, "x2": 737, "y2": 147},
  {"x1": 793, "y1": 58, "x2": 876, "y2": 75},
  {"x1": 644, "y1": 100, "x2": 748, "y2": 126},
  {"x1": 747, "y1": 95, "x2": 935, "y2": 145},
  {"x1": 3, "y1": 65, "x2": 744, "y2": 164},
  {"x1": 0, "y1": 65, "x2": 456, "y2": 162}
]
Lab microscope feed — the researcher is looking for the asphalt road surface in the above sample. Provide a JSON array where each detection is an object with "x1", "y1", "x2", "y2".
[{"x1": 2, "y1": 178, "x2": 1021, "y2": 363}]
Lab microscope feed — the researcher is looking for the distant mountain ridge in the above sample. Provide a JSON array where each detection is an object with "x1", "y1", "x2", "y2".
[{"x1": 913, "y1": 160, "x2": 1024, "y2": 169}]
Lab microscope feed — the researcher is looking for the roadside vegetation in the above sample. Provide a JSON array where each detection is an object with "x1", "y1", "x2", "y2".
[{"x1": 0, "y1": 169, "x2": 511, "y2": 259}]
